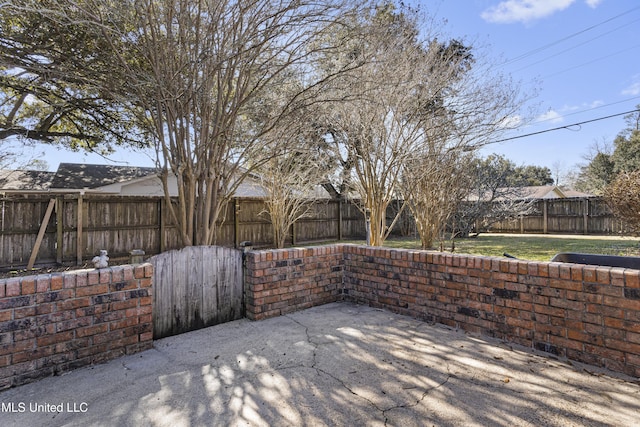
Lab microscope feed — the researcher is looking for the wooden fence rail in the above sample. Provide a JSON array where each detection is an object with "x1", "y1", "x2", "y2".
[{"x1": 0, "y1": 193, "x2": 365, "y2": 269}]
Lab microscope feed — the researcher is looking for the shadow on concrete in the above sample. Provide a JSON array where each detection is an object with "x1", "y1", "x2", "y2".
[{"x1": 1, "y1": 302, "x2": 639, "y2": 426}]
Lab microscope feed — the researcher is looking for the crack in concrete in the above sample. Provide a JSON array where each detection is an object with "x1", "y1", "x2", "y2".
[
  {"x1": 284, "y1": 314, "x2": 452, "y2": 426},
  {"x1": 380, "y1": 374, "x2": 451, "y2": 427}
]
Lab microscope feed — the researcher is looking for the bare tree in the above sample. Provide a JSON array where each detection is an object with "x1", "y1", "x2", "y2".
[
  {"x1": 551, "y1": 160, "x2": 565, "y2": 186},
  {"x1": 323, "y1": 4, "x2": 530, "y2": 247},
  {"x1": 6, "y1": 0, "x2": 364, "y2": 246},
  {"x1": 401, "y1": 146, "x2": 473, "y2": 249},
  {"x1": 321, "y1": 5, "x2": 471, "y2": 246},
  {"x1": 451, "y1": 154, "x2": 535, "y2": 240},
  {"x1": 256, "y1": 113, "x2": 333, "y2": 249}
]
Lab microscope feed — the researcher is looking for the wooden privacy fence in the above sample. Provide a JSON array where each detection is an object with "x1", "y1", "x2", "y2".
[
  {"x1": 0, "y1": 193, "x2": 365, "y2": 269},
  {"x1": 487, "y1": 197, "x2": 628, "y2": 234},
  {"x1": 151, "y1": 246, "x2": 244, "y2": 339},
  {"x1": 0, "y1": 193, "x2": 628, "y2": 269}
]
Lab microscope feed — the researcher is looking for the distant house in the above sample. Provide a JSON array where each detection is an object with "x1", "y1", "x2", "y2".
[
  {"x1": 514, "y1": 185, "x2": 593, "y2": 200},
  {"x1": 466, "y1": 185, "x2": 594, "y2": 204},
  {"x1": 0, "y1": 162, "x2": 329, "y2": 198},
  {"x1": 49, "y1": 163, "x2": 165, "y2": 195},
  {"x1": 0, "y1": 169, "x2": 56, "y2": 193}
]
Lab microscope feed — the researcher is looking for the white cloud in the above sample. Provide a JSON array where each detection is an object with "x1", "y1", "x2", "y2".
[
  {"x1": 481, "y1": 0, "x2": 576, "y2": 24},
  {"x1": 622, "y1": 75, "x2": 640, "y2": 96},
  {"x1": 537, "y1": 110, "x2": 564, "y2": 124},
  {"x1": 622, "y1": 83, "x2": 640, "y2": 96},
  {"x1": 499, "y1": 115, "x2": 523, "y2": 129},
  {"x1": 585, "y1": 0, "x2": 603, "y2": 8}
]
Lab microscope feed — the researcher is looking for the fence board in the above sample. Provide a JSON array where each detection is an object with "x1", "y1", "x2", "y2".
[
  {"x1": 151, "y1": 246, "x2": 244, "y2": 339},
  {"x1": 487, "y1": 197, "x2": 629, "y2": 235}
]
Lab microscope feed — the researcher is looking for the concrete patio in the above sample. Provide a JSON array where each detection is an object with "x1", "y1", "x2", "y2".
[{"x1": 1, "y1": 302, "x2": 639, "y2": 426}]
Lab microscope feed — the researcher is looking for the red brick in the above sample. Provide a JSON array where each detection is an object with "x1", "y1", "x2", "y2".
[
  {"x1": 596, "y1": 268, "x2": 611, "y2": 284},
  {"x1": 36, "y1": 331, "x2": 74, "y2": 347},
  {"x1": 92, "y1": 330, "x2": 125, "y2": 345},
  {"x1": 534, "y1": 304, "x2": 565, "y2": 318},
  {"x1": 625, "y1": 270, "x2": 640, "y2": 288},
  {"x1": 603, "y1": 296, "x2": 638, "y2": 310},
  {"x1": 549, "y1": 335, "x2": 583, "y2": 351},
  {"x1": 88, "y1": 271, "x2": 99, "y2": 285},
  {"x1": 6, "y1": 279, "x2": 21, "y2": 297},
  {"x1": 549, "y1": 278, "x2": 581, "y2": 291},
  {"x1": 14, "y1": 306, "x2": 36, "y2": 319},
  {"x1": 567, "y1": 329, "x2": 602, "y2": 345},
  {"x1": 559, "y1": 265, "x2": 571, "y2": 280},
  {"x1": 75, "y1": 272, "x2": 88, "y2": 287},
  {"x1": 35, "y1": 303, "x2": 54, "y2": 315},
  {"x1": 36, "y1": 277, "x2": 50, "y2": 293},
  {"x1": 56, "y1": 297, "x2": 90, "y2": 311},
  {"x1": 582, "y1": 266, "x2": 597, "y2": 283},
  {"x1": 132, "y1": 266, "x2": 143, "y2": 280},
  {"x1": 75, "y1": 284, "x2": 109, "y2": 297},
  {"x1": 21, "y1": 280, "x2": 36, "y2": 295},
  {"x1": 110, "y1": 317, "x2": 138, "y2": 330},
  {"x1": 605, "y1": 338, "x2": 640, "y2": 354},
  {"x1": 50, "y1": 275, "x2": 64, "y2": 291},
  {"x1": 76, "y1": 324, "x2": 108, "y2": 338},
  {"x1": 63, "y1": 274, "x2": 76, "y2": 289},
  {"x1": 99, "y1": 270, "x2": 111, "y2": 284},
  {"x1": 112, "y1": 299, "x2": 138, "y2": 311}
]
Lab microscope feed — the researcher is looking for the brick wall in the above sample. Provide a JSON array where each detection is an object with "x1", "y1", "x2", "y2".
[
  {"x1": 0, "y1": 264, "x2": 153, "y2": 389},
  {"x1": 342, "y1": 245, "x2": 640, "y2": 378},
  {"x1": 245, "y1": 246, "x2": 344, "y2": 320},
  {"x1": 3, "y1": 244, "x2": 639, "y2": 387}
]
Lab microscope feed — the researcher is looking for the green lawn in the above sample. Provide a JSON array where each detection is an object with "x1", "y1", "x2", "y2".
[{"x1": 338, "y1": 233, "x2": 640, "y2": 262}]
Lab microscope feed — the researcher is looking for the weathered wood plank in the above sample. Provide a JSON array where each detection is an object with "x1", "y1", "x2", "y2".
[
  {"x1": 152, "y1": 249, "x2": 173, "y2": 339},
  {"x1": 26, "y1": 199, "x2": 56, "y2": 270},
  {"x1": 151, "y1": 245, "x2": 244, "y2": 339}
]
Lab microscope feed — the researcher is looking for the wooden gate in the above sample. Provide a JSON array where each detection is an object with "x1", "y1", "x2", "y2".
[{"x1": 151, "y1": 246, "x2": 244, "y2": 339}]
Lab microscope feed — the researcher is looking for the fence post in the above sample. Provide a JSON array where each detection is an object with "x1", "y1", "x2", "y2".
[
  {"x1": 338, "y1": 199, "x2": 343, "y2": 241},
  {"x1": 583, "y1": 198, "x2": 589, "y2": 234},
  {"x1": 56, "y1": 197, "x2": 63, "y2": 264},
  {"x1": 77, "y1": 194, "x2": 83, "y2": 265},
  {"x1": 543, "y1": 199, "x2": 548, "y2": 234},
  {"x1": 159, "y1": 198, "x2": 165, "y2": 253},
  {"x1": 234, "y1": 198, "x2": 240, "y2": 248},
  {"x1": 520, "y1": 214, "x2": 524, "y2": 234},
  {"x1": 292, "y1": 221, "x2": 297, "y2": 246}
]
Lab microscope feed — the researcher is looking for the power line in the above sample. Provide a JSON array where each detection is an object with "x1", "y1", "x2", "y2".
[
  {"x1": 512, "y1": 19, "x2": 640, "y2": 74},
  {"x1": 492, "y1": 109, "x2": 640, "y2": 144},
  {"x1": 503, "y1": 5, "x2": 640, "y2": 66},
  {"x1": 533, "y1": 96, "x2": 640, "y2": 126},
  {"x1": 540, "y1": 44, "x2": 640, "y2": 80}
]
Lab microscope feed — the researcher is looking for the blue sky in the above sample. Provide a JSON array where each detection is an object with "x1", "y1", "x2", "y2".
[
  {"x1": 427, "y1": 0, "x2": 640, "y2": 177},
  {"x1": 24, "y1": 0, "x2": 640, "y2": 179}
]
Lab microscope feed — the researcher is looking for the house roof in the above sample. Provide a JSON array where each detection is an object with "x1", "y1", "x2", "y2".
[
  {"x1": 518, "y1": 186, "x2": 566, "y2": 199},
  {"x1": 558, "y1": 188, "x2": 594, "y2": 198},
  {"x1": 468, "y1": 185, "x2": 596, "y2": 202},
  {"x1": 0, "y1": 169, "x2": 55, "y2": 191},
  {"x1": 515, "y1": 186, "x2": 595, "y2": 199},
  {"x1": 49, "y1": 163, "x2": 158, "y2": 190}
]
